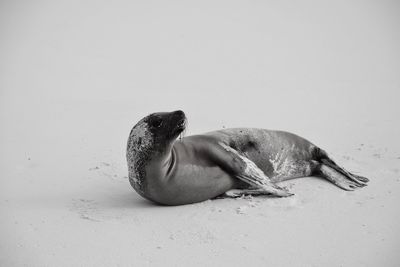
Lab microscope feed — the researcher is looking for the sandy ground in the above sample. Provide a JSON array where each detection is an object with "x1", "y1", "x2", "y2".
[{"x1": 1, "y1": 1, "x2": 400, "y2": 266}]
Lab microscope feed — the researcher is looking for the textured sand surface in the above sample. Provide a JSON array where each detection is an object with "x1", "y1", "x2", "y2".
[{"x1": 1, "y1": 1, "x2": 399, "y2": 266}]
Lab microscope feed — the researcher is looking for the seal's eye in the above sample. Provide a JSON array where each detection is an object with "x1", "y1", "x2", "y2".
[{"x1": 150, "y1": 117, "x2": 163, "y2": 128}]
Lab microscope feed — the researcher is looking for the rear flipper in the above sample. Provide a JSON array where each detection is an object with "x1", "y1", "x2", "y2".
[
  {"x1": 321, "y1": 158, "x2": 369, "y2": 184},
  {"x1": 316, "y1": 151, "x2": 369, "y2": 190}
]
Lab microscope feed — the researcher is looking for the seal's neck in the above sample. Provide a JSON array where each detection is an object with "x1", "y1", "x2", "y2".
[
  {"x1": 155, "y1": 140, "x2": 176, "y2": 177},
  {"x1": 165, "y1": 146, "x2": 176, "y2": 175}
]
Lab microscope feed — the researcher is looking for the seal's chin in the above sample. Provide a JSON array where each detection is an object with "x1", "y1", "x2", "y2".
[
  {"x1": 174, "y1": 120, "x2": 184, "y2": 133},
  {"x1": 177, "y1": 118, "x2": 186, "y2": 130},
  {"x1": 172, "y1": 117, "x2": 187, "y2": 138}
]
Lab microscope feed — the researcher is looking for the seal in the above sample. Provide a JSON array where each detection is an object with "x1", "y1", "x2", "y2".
[{"x1": 127, "y1": 110, "x2": 369, "y2": 205}]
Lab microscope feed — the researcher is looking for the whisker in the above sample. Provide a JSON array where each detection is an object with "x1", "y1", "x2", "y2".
[{"x1": 179, "y1": 119, "x2": 188, "y2": 142}]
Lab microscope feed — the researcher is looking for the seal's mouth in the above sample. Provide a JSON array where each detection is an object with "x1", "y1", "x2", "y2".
[
  {"x1": 176, "y1": 117, "x2": 187, "y2": 141},
  {"x1": 176, "y1": 118, "x2": 186, "y2": 130},
  {"x1": 168, "y1": 110, "x2": 187, "y2": 138}
]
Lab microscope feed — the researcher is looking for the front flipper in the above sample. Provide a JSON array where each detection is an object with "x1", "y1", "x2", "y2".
[
  {"x1": 217, "y1": 142, "x2": 293, "y2": 197},
  {"x1": 222, "y1": 188, "x2": 278, "y2": 198}
]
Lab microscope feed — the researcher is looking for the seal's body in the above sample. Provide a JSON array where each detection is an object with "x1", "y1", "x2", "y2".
[
  {"x1": 127, "y1": 111, "x2": 368, "y2": 205},
  {"x1": 206, "y1": 129, "x2": 318, "y2": 182}
]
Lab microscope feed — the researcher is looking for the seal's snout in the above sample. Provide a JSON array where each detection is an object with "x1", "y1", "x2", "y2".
[
  {"x1": 172, "y1": 110, "x2": 186, "y2": 124},
  {"x1": 170, "y1": 110, "x2": 186, "y2": 134},
  {"x1": 172, "y1": 110, "x2": 185, "y2": 118}
]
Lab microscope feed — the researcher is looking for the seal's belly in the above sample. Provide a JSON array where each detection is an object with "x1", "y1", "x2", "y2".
[
  {"x1": 206, "y1": 128, "x2": 317, "y2": 181},
  {"x1": 153, "y1": 165, "x2": 236, "y2": 205}
]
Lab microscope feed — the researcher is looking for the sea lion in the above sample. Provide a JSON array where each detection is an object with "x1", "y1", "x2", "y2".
[{"x1": 126, "y1": 110, "x2": 369, "y2": 205}]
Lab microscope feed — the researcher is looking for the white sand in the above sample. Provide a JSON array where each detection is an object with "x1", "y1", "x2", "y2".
[{"x1": 1, "y1": 1, "x2": 399, "y2": 266}]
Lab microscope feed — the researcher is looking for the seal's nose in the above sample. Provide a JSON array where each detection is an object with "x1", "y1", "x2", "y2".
[{"x1": 172, "y1": 110, "x2": 185, "y2": 117}]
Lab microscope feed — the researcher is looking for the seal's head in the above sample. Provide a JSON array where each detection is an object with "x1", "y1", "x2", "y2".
[{"x1": 126, "y1": 110, "x2": 186, "y2": 194}]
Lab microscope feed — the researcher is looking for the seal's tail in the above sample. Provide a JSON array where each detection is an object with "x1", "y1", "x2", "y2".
[{"x1": 315, "y1": 148, "x2": 369, "y2": 191}]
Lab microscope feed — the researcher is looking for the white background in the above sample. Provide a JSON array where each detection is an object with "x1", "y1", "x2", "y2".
[{"x1": 1, "y1": 0, "x2": 399, "y2": 266}]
